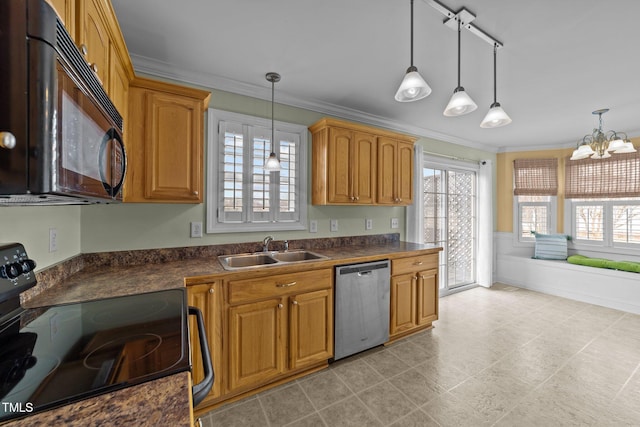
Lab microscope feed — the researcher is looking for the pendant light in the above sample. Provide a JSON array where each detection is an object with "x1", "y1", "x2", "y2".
[
  {"x1": 395, "y1": 0, "x2": 431, "y2": 102},
  {"x1": 443, "y1": 18, "x2": 477, "y2": 116},
  {"x1": 263, "y1": 72, "x2": 281, "y2": 172},
  {"x1": 480, "y1": 44, "x2": 512, "y2": 128}
]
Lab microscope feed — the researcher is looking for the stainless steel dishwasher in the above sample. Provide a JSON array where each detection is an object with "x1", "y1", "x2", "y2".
[{"x1": 334, "y1": 260, "x2": 390, "y2": 360}]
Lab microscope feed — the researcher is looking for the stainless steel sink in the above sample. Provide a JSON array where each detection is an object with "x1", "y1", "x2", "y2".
[
  {"x1": 219, "y1": 253, "x2": 278, "y2": 269},
  {"x1": 271, "y1": 250, "x2": 325, "y2": 262},
  {"x1": 218, "y1": 250, "x2": 328, "y2": 270}
]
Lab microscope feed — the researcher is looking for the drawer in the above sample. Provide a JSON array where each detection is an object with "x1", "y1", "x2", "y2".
[
  {"x1": 228, "y1": 269, "x2": 332, "y2": 304},
  {"x1": 392, "y1": 254, "x2": 438, "y2": 276}
]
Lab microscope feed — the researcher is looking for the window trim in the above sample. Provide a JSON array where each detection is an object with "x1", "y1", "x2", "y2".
[
  {"x1": 206, "y1": 109, "x2": 308, "y2": 234},
  {"x1": 513, "y1": 195, "x2": 557, "y2": 245},
  {"x1": 564, "y1": 198, "x2": 640, "y2": 256}
]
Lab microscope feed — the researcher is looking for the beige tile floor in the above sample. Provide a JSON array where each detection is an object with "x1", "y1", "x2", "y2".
[{"x1": 200, "y1": 283, "x2": 640, "y2": 426}]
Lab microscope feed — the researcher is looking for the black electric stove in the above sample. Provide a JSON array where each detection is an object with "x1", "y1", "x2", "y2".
[{"x1": 0, "y1": 243, "x2": 207, "y2": 423}]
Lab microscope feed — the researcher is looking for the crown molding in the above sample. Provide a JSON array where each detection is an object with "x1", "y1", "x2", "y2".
[{"x1": 130, "y1": 53, "x2": 499, "y2": 153}]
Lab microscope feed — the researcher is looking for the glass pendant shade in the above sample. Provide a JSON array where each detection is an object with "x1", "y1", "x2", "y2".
[
  {"x1": 395, "y1": 67, "x2": 431, "y2": 102},
  {"x1": 480, "y1": 102, "x2": 512, "y2": 128},
  {"x1": 607, "y1": 138, "x2": 626, "y2": 152},
  {"x1": 614, "y1": 141, "x2": 637, "y2": 153},
  {"x1": 570, "y1": 144, "x2": 595, "y2": 160},
  {"x1": 443, "y1": 87, "x2": 477, "y2": 116},
  {"x1": 264, "y1": 152, "x2": 281, "y2": 171}
]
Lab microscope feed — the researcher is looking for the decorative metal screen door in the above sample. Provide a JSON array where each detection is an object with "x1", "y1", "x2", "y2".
[{"x1": 422, "y1": 166, "x2": 477, "y2": 293}]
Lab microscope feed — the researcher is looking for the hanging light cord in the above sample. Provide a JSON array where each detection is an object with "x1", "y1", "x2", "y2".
[
  {"x1": 271, "y1": 78, "x2": 275, "y2": 151},
  {"x1": 456, "y1": 18, "x2": 461, "y2": 87},
  {"x1": 410, "y1": 0, "x2": 414, "y2": 67},
  {"x1": 492, "y1": 43, "x2": 497, "y2": 105}
]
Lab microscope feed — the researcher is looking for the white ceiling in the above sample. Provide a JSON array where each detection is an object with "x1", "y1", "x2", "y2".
[{"x1": 111, "y1": 0, "x2": 640, "y2": 153}]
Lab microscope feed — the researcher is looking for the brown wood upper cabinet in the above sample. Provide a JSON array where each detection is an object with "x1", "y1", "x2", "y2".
[
  {"x1": 75, "y1": 0, "x2": 134, "y2": 118},
  {"x1": 125, "y1": 77, "x2": 211, "y2": 203},
  {"x1": 310, "y1": 118, "x2": 416, "y2": 206}
]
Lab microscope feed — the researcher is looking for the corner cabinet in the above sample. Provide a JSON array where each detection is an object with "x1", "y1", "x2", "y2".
[
  {"x1": 124, "y1": 77, "x2": 211, "y2": 203},
  {"x1": 389, "y1": 253, "x2": 439, "y2": 341},
  {"x1": 310, "y1": 118, "x2": 416, "y2": 206}
]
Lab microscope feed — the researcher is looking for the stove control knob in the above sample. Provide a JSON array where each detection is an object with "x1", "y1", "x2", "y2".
[
  {"x1": 20, "y1": 259, "x2": 36, "y2": 273},
  {"x1": 1, "y1": 262, "x2": 23, "y2": 279}
]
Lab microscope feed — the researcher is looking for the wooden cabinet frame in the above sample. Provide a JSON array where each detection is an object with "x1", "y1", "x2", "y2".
[{"x1": 310, "y1": 118, "x2": 416, "y2": 206}]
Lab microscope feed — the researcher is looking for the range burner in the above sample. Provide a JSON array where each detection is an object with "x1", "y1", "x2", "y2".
[{"x1": 0, "y1": 276, "x2": 189, "y2": 423}]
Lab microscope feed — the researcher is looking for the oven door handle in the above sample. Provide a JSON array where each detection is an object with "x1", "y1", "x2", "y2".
[{"x1": 189, "y1": 306, "x2": 214, "y2": 407}]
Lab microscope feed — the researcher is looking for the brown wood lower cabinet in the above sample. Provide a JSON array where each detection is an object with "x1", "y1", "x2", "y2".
[
  {"x1": 389, "y1": 254, "x2": 439, "y2": 340},
  {"x1": 187, "y1": 268, "x2": 333, "y2": 413}
]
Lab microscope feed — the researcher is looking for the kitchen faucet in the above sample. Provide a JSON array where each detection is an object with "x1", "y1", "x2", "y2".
[{"x1": 262, "y1": 235, "x2": 274, "y2": 252}]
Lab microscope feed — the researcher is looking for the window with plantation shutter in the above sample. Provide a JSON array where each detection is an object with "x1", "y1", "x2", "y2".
[{"x1": 206, "y1": 109, "x2": 307, "y2": 233}]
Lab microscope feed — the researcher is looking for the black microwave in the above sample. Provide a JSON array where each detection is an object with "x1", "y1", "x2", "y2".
[{"x1": 0, "y1": 0, "x2": 126, "y2": 205}]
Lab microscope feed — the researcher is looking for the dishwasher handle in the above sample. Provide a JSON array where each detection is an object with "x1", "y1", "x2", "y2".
[
  {"x1": 357, "y1": 271, "x2": 373, "y2": 277},
  {"x1": 189, "y1": 306, "x2": 214, "y2": 407}
]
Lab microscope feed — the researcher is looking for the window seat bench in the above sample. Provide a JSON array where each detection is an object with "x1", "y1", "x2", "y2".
[{"x1": 496, "y1": 254, "x2": 640, "y2": 314}]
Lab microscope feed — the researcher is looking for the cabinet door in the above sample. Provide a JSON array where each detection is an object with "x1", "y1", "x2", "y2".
[
  {"x1": 396, "y1": 140, "x2": 414, "y2": 205},
  {"x1": 78, "y1": 0, "x2": 109, "y2": 86},
  {"x1": 377, "y1": 137, "x2": 397, "y2": 205},
  {"x1": 289, "y1": 289, "x2": 333, "y2": 370},
  {"x1": 416, "y1": 269, "x2": 438, "y2": 326},
  {"x1": 377, "y1": 138, "x2": 413, "y2": 205},
  {"x1": 327, "y1": 127, "x2": 353, "y2": 204},
  {"x1": 390, "y1": 273, "x2": 417, "y2": 336},
  {"x1": 187, "y1": 283, "x2": 221, "y2": 406},
  {"x1": 143, "y1": 91, "x2": 203, "y2": 201},
  {"x1": 47, "y1": 0, "x2": 75, "y2": 37},
  {"x1": 228, "y1": 299, "x2": 285, "y2": 392},
  {"x1": 351, "y1": 132, "x2": 376, "y2": 204},
  {"x1": 108, "y1": 44, "x2": 129, "y2": 123}
]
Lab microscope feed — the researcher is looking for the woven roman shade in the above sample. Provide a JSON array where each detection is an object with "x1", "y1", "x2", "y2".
[
  {"x1": 513, "y1": 158, "x2": 558, "y2": 195},
  {"x1": 565, "y1": 152, "x2": 640, "y2": 199}
]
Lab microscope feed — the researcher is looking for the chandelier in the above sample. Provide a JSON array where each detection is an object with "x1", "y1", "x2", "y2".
[{"x1": 570, "y1": 109, "x2": 636, "y2": 160}]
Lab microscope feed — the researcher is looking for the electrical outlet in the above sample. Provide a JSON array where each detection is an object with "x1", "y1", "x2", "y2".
[
  {"x1": 390, "y1": 218, "x2": 399, "y2": 229},
  {"x1": 190, "y1": 221, "x2": 203, "y2": 238},
  {"x1": 330, "y1": 219, "x2": 339, "y2": 232},
  {"x1": 49, "y1": 228, "x2": 58, "y2": 252},
  {"x1": 365, "y1": 218, "x2": 373, "y2": 230},
  {"x1": 309, "y1": 220, "x2": 318, "y2": 233}
]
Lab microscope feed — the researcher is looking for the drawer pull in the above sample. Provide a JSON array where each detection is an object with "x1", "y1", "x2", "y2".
[
  {"x1": 413, "y1": 261, "x2": 424, "y2": 266},
  {"x1": 276, "y1": 281, "x2": 297, "y2": 288}
]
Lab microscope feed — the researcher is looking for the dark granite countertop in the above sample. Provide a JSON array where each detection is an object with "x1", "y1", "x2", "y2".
[{"x1": 12, "y1": 235, "x2": 440, "y2": 427}]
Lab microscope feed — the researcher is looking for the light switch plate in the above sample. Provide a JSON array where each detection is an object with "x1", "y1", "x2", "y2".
[{"x1": 190, "y1": 221, "x2": 203, "y2": 238}]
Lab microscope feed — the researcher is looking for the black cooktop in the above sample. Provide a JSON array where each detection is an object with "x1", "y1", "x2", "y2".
[{"x1": 0, "y1": 288, "x2": 190, "y2": 422}]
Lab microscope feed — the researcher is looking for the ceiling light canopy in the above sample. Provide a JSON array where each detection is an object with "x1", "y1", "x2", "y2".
[
  {"x1": 395, "y1": 0, "x2": 431, "y2": 102},
  {"x1": 264, "y1": 72, "x2": 281, "y2": 172},
  {"x1": 570, "y1": 109, "x2": 636, "y2": 160}
]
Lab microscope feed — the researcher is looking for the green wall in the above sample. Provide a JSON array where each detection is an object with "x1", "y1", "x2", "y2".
[{"x1": 2, "y1": 87, "x2": 496, "y2": 270}]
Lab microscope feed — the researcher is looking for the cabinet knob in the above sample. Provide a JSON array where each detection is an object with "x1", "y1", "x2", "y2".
[
  {"x1": 354, "y1": 196, "x2": 359, "y2": 201},
  {"x1": 80, "y1": 44, "x2": 88, "y2": 56},
  {"x1": 0, "y1": 132, "x2": 17, "y2": 150},
  {"x1": 278, "y1": 303, "x2": 283, "y2": 309},
  {"x1": 193, "y1": 191, "x2": 199, "y2": 196},
  {"x1": 209, "y1": 288, "x2": 214, "y2": 294},
  {"x1": 350, "y1": 196, "x2": 355, "y2": 201},
  {"x1": 292, "y1": 300, "x2": 298, "y2": 305},
  {"x1": 90, "y1": 63, "x2": 98, "y2": 74}
]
